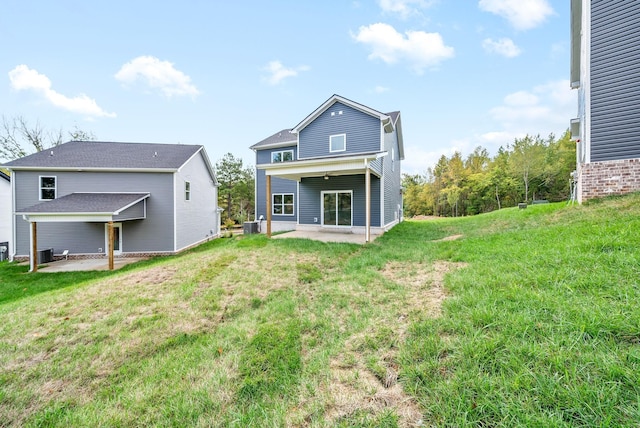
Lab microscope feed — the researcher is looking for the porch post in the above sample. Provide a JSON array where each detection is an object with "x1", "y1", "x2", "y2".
[
  {"x1": 365, "y1": 164, "x2": 371, "y2": 243},
  {"x1": 266, "y1": 174, "x2": 272, "y2": 238},
  {"x1": 107, "y1": 221, "x2": 114, "y2": 270},
  {"x1": 29, "y1": 221, "x2": 37, "y2": 273}
]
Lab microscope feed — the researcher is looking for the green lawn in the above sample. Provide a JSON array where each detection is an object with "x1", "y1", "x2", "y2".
[{"x1": 1, "y1": 194, "x2": 639, "y2": 427}]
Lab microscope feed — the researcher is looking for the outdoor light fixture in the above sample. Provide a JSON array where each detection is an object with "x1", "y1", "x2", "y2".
[{"x1": 324, "y1": 173, "x2": 329, "y2": 180}]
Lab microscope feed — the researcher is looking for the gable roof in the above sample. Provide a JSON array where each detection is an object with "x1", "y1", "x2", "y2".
[
  {"x1": 291, "y1": 94, "x2": 392, "y2": 134},
  {"x1": 250, "y1": 129, "x2": 297, "y2": 151},
  {"x1": 3, "y1": 141, "x2": 205, "y2": 171}
]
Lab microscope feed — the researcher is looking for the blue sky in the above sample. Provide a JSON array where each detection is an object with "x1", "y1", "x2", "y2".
[{"x1": 1, "y1": 0, "x2": 573, "y2": 174}]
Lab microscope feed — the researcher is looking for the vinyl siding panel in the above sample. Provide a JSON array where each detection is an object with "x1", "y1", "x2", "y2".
[
  {"x1": 590, "y1": 0, "x2": 640, "y2": 162},
  {"x1": 255, "y1": 147, "x2": 298, "y2": 223},
  {"x1": 298, "y1": 102, "x2": 381, "y2": 159},
  {"x1": 114, "y1": 200, "x2": 146, "y2": 221},
  {"x1": 299, "y1": 175, "x2": 380, "y2": 227},
  {"x1": 0, "y1": 177, "x2": 10, "y2": 248},
  {"x1": 383, "y1": 131, "x2": 402, "y2": 226},
  {"x1": 175, "y1": 151, "x2": 219, "y2": 250},
  {"x1": 13, "y1": 170, "x2": 175, "y2": 256}
]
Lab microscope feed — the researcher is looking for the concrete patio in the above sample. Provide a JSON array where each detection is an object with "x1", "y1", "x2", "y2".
[
  {"x1": 270, "y1": 230, "x2": 379, "y2": 244},
  {"x1": 34, "y1": 257, "x2": 146, "y2": 273}
]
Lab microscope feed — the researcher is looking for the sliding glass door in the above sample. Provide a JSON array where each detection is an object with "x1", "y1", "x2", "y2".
[{"x1": 322, "y1": 191, "x2": 352, "y2": 226}]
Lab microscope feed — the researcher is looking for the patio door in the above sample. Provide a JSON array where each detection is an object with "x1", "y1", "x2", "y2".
[
  {"x1": 105, "y1": 223, "x2": 122, "y2": 255},
  {"x1": 322, "y1": 191, "x2": 352, "y2": 226}
]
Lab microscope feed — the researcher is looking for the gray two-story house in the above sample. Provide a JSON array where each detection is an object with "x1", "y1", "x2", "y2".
[
  {"x1": 3, "y1": 141, "x2": 219, "y2": 270},
  {"x1": 251, "y1": 94, "x2": 404, "y2": 242},
  {"x1": 571, "y1": 0, "x2": 640, "y2": 202}
]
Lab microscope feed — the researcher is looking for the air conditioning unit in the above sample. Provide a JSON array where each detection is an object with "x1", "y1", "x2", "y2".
[
  {"x1": 38, "y1": 248, "x2": 54, "y2": 263},
  {"x1": 243, "y1": 221, "x2": 259, "y2": 234}
]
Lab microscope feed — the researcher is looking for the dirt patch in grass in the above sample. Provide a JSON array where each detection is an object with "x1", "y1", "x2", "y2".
[
  {"x1": 321, "y1": 260, "x2": 465, "y2": 426},
  {"x1": 431, "y1": 234, "x2": 463, "y2": 242}
]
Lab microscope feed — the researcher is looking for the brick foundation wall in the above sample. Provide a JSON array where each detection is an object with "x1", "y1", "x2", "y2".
[{"x1": 579, "y1": 158, "x2": 640, "y2": 202}]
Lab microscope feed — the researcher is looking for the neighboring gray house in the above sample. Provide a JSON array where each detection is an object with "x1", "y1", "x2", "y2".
[
  {"x1": 571, "y1": 0, "x2": 640, "y2": 202},
  {"x1": 251, "y1": 94, "x2": 404, "y2": 242},
  {"x1": 3, "y1": 141, "x2": 219, "y2": 268},
  {"x1": 0, "y1": 171, "x2": 10, "y2": 260}
]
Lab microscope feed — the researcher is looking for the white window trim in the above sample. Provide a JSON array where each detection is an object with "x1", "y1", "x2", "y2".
[
  {"x1": 321, "y1": 190, "x2": 353, "y2": 227},
  {"x1": 185, "y1": 181, "x2": 191, "y2": 201},
  {"x1": 39, "y1": 175, "x2": 57, "y2": 201},
  {"x1": 329, "y1": 134, "x2": 346, "y2": 153},
  {"x1": 272, "y1": 193, "x2": 295, "y2": 216},
  {"x1": 271, "y1": 149, "x2": 294, "y2": 163}
]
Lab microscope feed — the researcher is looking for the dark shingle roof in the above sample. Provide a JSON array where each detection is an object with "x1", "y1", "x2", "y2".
[
  {"x1": 250, "y1": 129, "x2": 297, "y2": 150},
  {"x1": 17, "y1": 193, "x2": 150, "y2": 214},
  {"x1": 2, "y1": 141, "x2": 202, "y2": 170}
]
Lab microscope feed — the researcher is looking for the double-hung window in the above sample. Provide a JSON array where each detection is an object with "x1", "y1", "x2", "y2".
[
  {"x1": 330, "y1": 134, "x2": 346, "y2": 152},
  {"x1": 39, "y1": 176, "x2": 56, "y2": 200},
  {"x1": 185, "y1": 181, "x2": 191, "y2": 201},
  {"x1": 272, "y1": 150, "x2": 294, "y2": 163},
  {"x1": 272, "y1": 193, "x2": 294, "y2": 215}
]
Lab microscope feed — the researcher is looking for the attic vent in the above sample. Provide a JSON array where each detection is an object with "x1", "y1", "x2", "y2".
[
  {"x1": 331, "y1": 112, "x2": 335, "y2": 116},
  {"x1": 338, "y1": 110, "x2": 343, "y2": 115}
]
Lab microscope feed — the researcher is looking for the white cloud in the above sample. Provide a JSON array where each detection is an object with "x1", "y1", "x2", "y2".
[
  {"x1": 352, "y1": 23, "x2": 454, "y2": 74},
  {"x1": 486, "y1": 80, "x2": 576, "y2": 142},
  {"x1": 8, "y1": 65, "x2": 116, "y2": 118},
  {"x1": 374, "y1": 85, "x2": 390, "y2": 93},
  {"x1": 478, "y1": 0, "x2": 554, "y2": 30},
  {"x1": 482, "y1": 38, "x2": 522, "y2": 58},
  {"x1": 115, "y1": 56, "x2": 200, "y2": 98},
  {"x1": 378, "y1": 0, "x2": 435, "y2": 19},
  {"x1": 262, "y1": 61, "x2": 310, "y2": 85}
]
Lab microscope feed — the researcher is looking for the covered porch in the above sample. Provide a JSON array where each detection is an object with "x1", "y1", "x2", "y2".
[
  {"x1": 17, "y1": 193, "x2": 149, "y2": 272},
  {"x1": 258, "y1": 152, "x2": 386, "y2": 243}
]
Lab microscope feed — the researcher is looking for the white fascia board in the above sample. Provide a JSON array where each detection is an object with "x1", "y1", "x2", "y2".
[
  {"x1": 5, "y1": 166, "x2": 177, "y2": 173},
  {"x1": 22, "y1": 213, "x2": 114, "y2": 222},
  {"x1": 291, "y1": 95, "x2": 390, "y2": 133}
]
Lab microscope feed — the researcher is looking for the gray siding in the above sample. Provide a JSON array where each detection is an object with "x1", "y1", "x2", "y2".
[
  {"x1": 590, "y1": 0, "x2": 640, "y2": 162},
  {"x1": 255, "y1": 147, "x2": 298, "y2": 223},
  {"x1": 383, "y1": 131, "x2": 402, "y2": 226},
  {"x1": 14, "y1": 170, "x2": 175, "y2": 256},
  {"x1": 298, "y1": 102, "x2": 381, "y2": 159},
  {"x1": 299, "y1": 175, "x2": 380, "y2": 227},
  {"x1": 175, "y1": 151, "x2": 219, "y2": 250},
  {"x1": 114, "y1": 200, "x2": 146, "y2": 221}
]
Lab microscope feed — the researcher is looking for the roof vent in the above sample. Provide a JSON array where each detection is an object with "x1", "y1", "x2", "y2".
[{"x1": 153, "y1": 151, "x2": 158, "y2": 157}]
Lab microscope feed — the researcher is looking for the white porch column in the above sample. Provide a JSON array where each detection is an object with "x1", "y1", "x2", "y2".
[
  {"x1": 266, "y1": 174, "x2": 272, "y2": 238},
  {"x1": 365, "y1": 163, "x2": 371, "y2": 243}
]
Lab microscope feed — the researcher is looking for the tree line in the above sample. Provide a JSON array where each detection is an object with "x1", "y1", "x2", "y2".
[{"x1": 403, "y1": 131, "x2": 576, "y2": 217}]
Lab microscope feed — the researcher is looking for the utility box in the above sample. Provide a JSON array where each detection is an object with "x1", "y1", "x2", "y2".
[
  {"x1": 0, "y1": 242, "x2": 8, "y2": 262},
  {"x1": 243, "y1": 221, "x2": 259, "y2": 234},
  {"x1": 37, "y1": 248, "x2": 54, "y2": 264}
]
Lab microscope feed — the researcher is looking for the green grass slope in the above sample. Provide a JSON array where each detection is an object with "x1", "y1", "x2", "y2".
[{"x1": 0, "y1": 193, "x2": 639, "y2": 427}]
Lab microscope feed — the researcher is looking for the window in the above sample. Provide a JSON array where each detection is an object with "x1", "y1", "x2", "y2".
[
  {"x1": 185, "y1": 181, "x2": 191, "y2": 201},
  {"x1": 391, "y1": 148, "x2": 395, "y2": 172},
  {"x1": 330, "y1": 134, "x2": 346, "y2": 152},
  {"x1": 272, "y1": 193, "x2": 294, "y2": 215},
  {"x1": 272, "y1": 150, "x2": 294, "y2": 163},
  {"x1": 39, "y1": 176, "x2": 56, "y2": 200}
]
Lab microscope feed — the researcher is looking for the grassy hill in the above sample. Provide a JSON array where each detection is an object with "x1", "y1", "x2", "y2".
[{"x1": 1, "y1": 193, "x2": 639, "y2": 427}]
